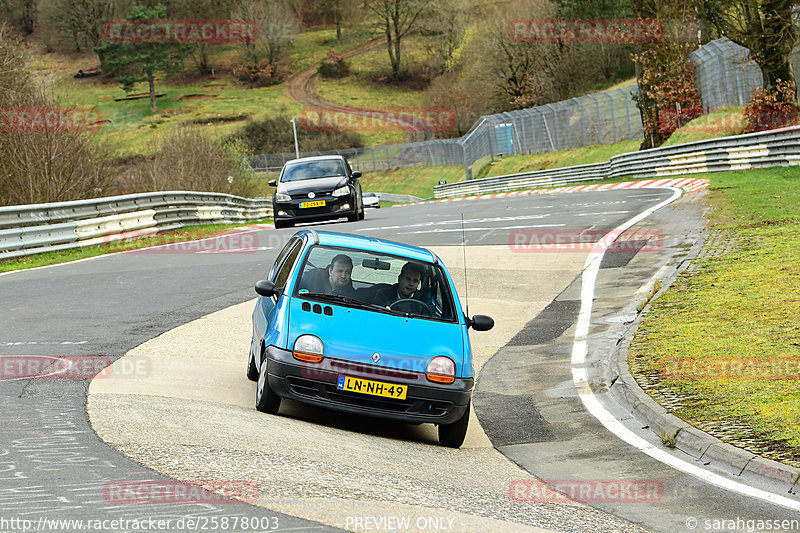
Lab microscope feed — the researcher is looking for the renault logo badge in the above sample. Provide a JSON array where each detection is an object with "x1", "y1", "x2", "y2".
[{"x1": 372, "y1": 353, "x2": 380, "y2": 363}]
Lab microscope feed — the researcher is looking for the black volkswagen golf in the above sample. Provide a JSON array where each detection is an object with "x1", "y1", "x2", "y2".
[{"x1": 269, "y1": 155, "x2": 365, "y2": 229}]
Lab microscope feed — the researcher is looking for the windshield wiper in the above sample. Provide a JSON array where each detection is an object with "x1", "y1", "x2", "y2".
[{"x1": 302, "y1": 292, "x2": 388, "y2": 312}]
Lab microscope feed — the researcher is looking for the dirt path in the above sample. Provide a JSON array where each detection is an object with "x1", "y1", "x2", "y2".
[
  {"x1": 285, "y1": 37, "x2": 384, "y2": 113},
  {"x1": 284, "y1": 37, "x2": 428, "y2": 134}
]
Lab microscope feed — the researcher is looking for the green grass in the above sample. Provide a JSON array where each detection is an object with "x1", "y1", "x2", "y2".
[
  {"x1": 53, "y1": 66, "x2": 304, "y2": 155},
  {"x1": 313, "y1": 36, "x2": 429, "y2": 110},
  {"x1": 0, "y1": 220, "x2": 271, "y2": 273},
  {"x1": 663, "y1": 107, "x2": 746, "y2": 146},
  {"x1": 289, "y1": 27, "x2": 374, "y2": 73},
  {"x1": 359, "y1": 165, "x2": 465, "y2": 199},
  {"x1": 628, "y1": 166, "x2": 800, "y2": 465},
  {"x1": 478, "y1": 139, "x2": 641, "y2": 179}
]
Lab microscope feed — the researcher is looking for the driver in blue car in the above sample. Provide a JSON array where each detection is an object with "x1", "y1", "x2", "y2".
[{"x1": 373, "y1": 262, "x2": 425, "y2": 308}]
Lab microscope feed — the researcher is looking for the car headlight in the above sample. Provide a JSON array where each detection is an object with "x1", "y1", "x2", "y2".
[
  {"x1": 293, "y1": 335, "x2": 324, "y2": 363},
  {"x1": 275, "y1": 192, "x2": 291, "y2": 202},
  {"x1": 331, "y1": 185, "x2": 350, "y2": 197},
  {"x1": 426, "y1": 356, "x2": 455, "y2": 383}
]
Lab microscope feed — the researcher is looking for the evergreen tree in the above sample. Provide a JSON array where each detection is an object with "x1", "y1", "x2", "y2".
[{"x1": 94, "y1": 3, "x2": 194, "y2": 112}]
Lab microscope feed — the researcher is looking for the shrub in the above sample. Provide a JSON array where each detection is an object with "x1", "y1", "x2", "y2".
[
  {"x1": 118, "y1": 127, "x2": 260, "y2": 198},
  {"x1": 232, "y1": 115, "x2": 363, "y2": 154},
  {"x1": 0, "y1": 25, "x2": 114, "y2": 207},
  {"x1": 743, "y1": 80, "x2": 799, "y2": 133},
  {"x1": 236, "y1": 62, "x2": 287, "y2": 87},
  {"x1": 317, "y1": 50, "x2": 350, "y2": 79}
]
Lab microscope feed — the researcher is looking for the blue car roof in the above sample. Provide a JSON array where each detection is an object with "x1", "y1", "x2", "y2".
[{"x1": 295, "y1": 230, "x2": 437, "y2": 264}]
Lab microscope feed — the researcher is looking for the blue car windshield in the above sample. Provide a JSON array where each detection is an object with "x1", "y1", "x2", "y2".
[
  {"x1": 294, "y1": 245, "x2": 458, "y2": 322},
  {"x1": 281, "y1": 160, "x2": 346, "y2": 182}
]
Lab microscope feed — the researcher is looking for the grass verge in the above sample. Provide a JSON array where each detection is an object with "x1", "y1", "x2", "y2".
[
  {"x1": 0, "y1": 220, "x2": 271, "y2": 274},
  {"x1": 628, "y1": 166, "x2": 800, "y2": 466}
]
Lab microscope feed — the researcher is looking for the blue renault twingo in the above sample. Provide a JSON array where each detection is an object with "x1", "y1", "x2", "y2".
[{"x1": 247, "y1": 230, "x2": 494, "y2": 447}]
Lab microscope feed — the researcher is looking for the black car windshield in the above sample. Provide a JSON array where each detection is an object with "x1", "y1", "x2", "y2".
[
  {"x1": 281, "y1": 160, "x2": 346, "y2": 182},
  {"x1": 294, "y1": 245, "x2": 458, "y2": 322}
]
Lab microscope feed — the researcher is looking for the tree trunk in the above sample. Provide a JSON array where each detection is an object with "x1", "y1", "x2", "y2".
[
  {"x1": 760, "y1": 0, "x2": 797, "y2": 98},
  {"x1": 385, "y1": 21, "x2": 399, "y2": 79},
  {"x1": 148, "y1": 73, "x2": 157, "y2": 113}
]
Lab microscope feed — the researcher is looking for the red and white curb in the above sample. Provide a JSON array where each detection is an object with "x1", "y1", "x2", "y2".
[{"x1": 416, "y1": 178, "x2": 710, "y2": 204}]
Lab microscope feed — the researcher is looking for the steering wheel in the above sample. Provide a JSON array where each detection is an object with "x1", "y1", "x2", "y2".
[{"x1": 388, "y1": 298, "x2": 433, "y2": 316}]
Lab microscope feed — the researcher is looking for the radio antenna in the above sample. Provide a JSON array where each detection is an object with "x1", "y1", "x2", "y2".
[{"x1": 461, "y1": 213, "x2": 469, "y2": 318}]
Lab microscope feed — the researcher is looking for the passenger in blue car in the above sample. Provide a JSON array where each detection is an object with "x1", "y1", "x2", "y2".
[
  {"x1": 303, "y1": 254, "x2": 357, "y2": 297},
  {"x1": 373, "y1": 262, "x2": 425, "y2": 307}
]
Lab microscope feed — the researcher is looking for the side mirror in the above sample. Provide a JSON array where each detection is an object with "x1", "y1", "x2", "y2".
[
  {"x1": 255, "y1": 279, "x2": 279, "y2": 297},
  {"x1": 351, "y1": 170, "x2": 362, "y2": 178},
  {"x1": 268, "y1": 180, "x2": 277, "y2": 187},
  {"x1": 468, "y1": 315, "x2": 494, "y2": 331}
]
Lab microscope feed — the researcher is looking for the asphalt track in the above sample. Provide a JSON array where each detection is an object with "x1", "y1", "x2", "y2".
[{"x1": 2, "y1": 188, "x2": 799, "y2": 532}]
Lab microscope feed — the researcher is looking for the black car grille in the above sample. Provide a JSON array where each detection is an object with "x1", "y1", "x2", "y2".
[{"x1": 285, "y1": 376, "x2": 451, "y2": 417}]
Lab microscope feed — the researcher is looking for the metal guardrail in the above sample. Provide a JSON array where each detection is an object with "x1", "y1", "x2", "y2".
[
  {"x1": 433, "y1": 162, "x2": 609, "y2": 198},
  {"x1": 433, "y1": 126, "x2": 800, "y2": 198},
  {"x1": 0, "y1": 191, "x2": 272, "y2": 260},
  {"x1": 4, "y1": 126, "x2": 798, "y2": 258}
]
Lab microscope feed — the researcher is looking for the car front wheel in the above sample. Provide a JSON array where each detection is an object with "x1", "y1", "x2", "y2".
[
  {"x1": 255, "y1": 354, "x2": 281, "y2": 414},
  {"x1": 438, "y1": 401, "x2": 470, "y2": 448}
]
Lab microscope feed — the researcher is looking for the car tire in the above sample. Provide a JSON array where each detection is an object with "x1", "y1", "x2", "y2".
[
  {"x1": 246, "y1": 341, "x2": 259, "y2": 381},
  {"x1": 255, "y1": 353, "x2": 281, "y2": 414},
  {"x1": 438, "y1": 401, "x2": 470, "y2": 448},
  {"x1": 347, "y1": 212, "x2": 359, "y2": 222},
  {"x1": 358, "y1": 205, "x2": 365, "y2": 220}
]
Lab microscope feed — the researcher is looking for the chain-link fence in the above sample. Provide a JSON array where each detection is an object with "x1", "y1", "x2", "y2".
[
  {"x1": 249, "y1": 84, "x2": 642, "y2": 180},
  {"x1": 688, "y1": 37, "x2": 764, "y2": 111},
  {"x1": 689, "y1": 36, "x2": 800, "y2": 111}
]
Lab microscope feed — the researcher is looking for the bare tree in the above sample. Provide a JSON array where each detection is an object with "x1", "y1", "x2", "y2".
[
  {"x1": 365, "y1": 0, "x2": 426, "y2": 79},
  {"x1": 170, "y1": 0, "x2": 231, "y2": 75},
  {"x1": 0, "y1": 26, "x2": 113, "y2": 206},
  {"x1": 455, "y1": 0, "x2": 564, "y2": 110},
  {"x1": 703, "y1": 0, "x2": 799, "y2": 97},
  {"x1": 234, "y1": 0, "x2": 298, "y2": 68}
]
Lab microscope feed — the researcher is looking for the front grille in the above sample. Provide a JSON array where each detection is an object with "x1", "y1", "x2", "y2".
[
  {"x1": 285, "y1": 376, "x2": 451, "y2": 417},
  {"x1": 329, "y1": 360, "x2": 421, "y2": 381}
]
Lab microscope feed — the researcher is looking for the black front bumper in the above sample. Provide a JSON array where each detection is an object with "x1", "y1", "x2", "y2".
[
  {"x1": 273, "y1": 194, "x2": 356, "y2": 223},
  {"x1": 265, "y1": 346, "x2": 473, "y2": 425}
]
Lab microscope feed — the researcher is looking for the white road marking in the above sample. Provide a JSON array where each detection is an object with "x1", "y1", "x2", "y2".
[
  {"x1": 571, "y1": 186, "x2": 800, "y2": 511},
  {"x1": 397, "y1": 224, "x2": 565, "y2": 235},
  {"x1": 360, "y1": 214, "x2": 556, "y2": 231}
]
